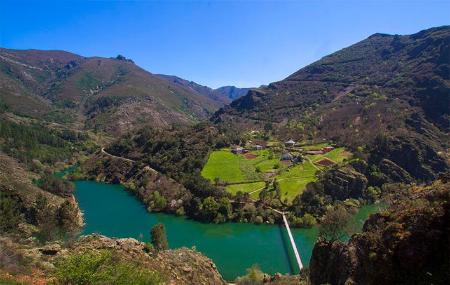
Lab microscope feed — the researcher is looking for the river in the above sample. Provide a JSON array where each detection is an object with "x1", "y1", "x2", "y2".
[{"x1": 74, "y1": 180, "x2": 383, "y2": 281}]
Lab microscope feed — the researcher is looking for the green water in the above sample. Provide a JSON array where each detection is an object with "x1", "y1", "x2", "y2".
[
  {"x1": 74, "y1": 180, "x2": 381, "y2": 281},
  {"x1": 55, "y1": 164, "x2": 77, "y2": 178}
]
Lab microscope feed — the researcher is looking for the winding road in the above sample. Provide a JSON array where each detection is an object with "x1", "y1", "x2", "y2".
[
  {"x1": 100, "y1": 147, "x2": 158, "y2": 173},
  {"x1": 101, "y1": 147, "x2": 135, "y2": 163}
]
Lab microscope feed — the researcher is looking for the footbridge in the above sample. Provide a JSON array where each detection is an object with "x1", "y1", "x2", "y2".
[{"x1": 271, "y1": 208, "x2": 304, "y2": 272}]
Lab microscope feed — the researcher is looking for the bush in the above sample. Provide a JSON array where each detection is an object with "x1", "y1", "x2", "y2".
[
  {"x1": 147, "y1": 191, "x2": 167, "y2": 211},
  {"x1": 236, "y1": 264, "x2": 265, "y2": 285},
  {"x1": 302, "y1": 213, "x2": 317, "y2": 227},
  {"x1": 53, "y1": 250, "x2": 162, "y2": 285}
]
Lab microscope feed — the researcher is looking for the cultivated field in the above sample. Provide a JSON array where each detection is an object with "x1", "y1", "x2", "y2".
[{"x1": 201, "y1": 142, "x2": 351, "y2": 202}]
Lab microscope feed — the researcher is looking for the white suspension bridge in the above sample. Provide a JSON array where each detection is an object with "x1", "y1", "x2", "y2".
[{"x1": 271, "y1": 208, "x2": 304, "y2": 272}]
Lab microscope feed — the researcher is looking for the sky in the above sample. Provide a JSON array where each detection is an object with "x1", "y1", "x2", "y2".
[{"x1": 1, "y1": 0, "x2": 449, "y2": 88}]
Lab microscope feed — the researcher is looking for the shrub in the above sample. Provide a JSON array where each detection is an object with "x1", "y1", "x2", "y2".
[
  {"x1": 53, "y1": 250, "x2": 162, "y2": 285},
  {"x1": 236, "y1": 264, "x2": 265, "y2": 285},
  {"x1": 302, "y1": 213, "x2": 317, "y2": 227},
  {"x1": 147, "y1": 191, "x2": 167, "y2": 211}
]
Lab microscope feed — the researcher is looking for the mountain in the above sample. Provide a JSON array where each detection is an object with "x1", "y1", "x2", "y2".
[
  {"x1": 0, "y1": 49, "x2": 223, "y2": 134},
  {"x1": 214, "y1": 26, "x2": 450, "y2": 181},
  {"x1": 214, "y1": 85, "x2": 251, "y2": 101},
  {"x1": 157, "y1": 74, "x2": 251, "y2": 105}
]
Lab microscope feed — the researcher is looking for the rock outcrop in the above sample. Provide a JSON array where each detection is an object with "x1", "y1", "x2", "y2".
[
  {"x1": 68, "y1": 235, "x2": 226, "y2": 285},
  {"x1": 0, "y1": 234, "x2": 226, "y2": 285},
  {"x1": 322, "y1": 166, "x2": 368, "y2": 200},
  {"x1": 309, "y1": 177, "x2": 450, "y2": 285}
]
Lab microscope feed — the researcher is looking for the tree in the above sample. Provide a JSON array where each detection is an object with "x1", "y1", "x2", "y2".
[
  {"x1": 150, "y1": 223, "x2": 168, "y2": 250},
  {"x1": 0, "y1": 190, "x2": 23, "y2": 232},
  {"x1": 201, "y1": 196, "x2": 219, "y2": 221},
  {"x1": 302, "y1": 213, "x2": 317, "y2": 227},
  {"x1": 148, "y1": 191, "x2": 167, "y2": 211},
  {"x1": 236, "y1": 264, "x2": 265, "y2": 285},
  {"x1": 318, "y1": 205, "x2": 352, "y2": 241},
  {"x1": 57, "y1": 200, "x2": 78, "y2": 231},
  {"x1": 217, "y1": 197, "x2": 232, "y2": 219},
  {"x1": 273, "y1": 179, "x2": 281, "y2": 198}
]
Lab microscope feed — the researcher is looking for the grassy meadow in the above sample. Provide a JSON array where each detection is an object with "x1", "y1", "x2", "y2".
[{"x1": 201, "y1": 143, "x2": 350, "y2": 202}]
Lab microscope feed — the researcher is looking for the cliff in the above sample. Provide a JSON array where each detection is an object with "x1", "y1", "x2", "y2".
[{"x1": 309, "y1": 175, "x2": 450, "y2": 285}]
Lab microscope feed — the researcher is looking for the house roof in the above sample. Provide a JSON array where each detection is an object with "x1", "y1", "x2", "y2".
[{"x1": 281, "y1": 152, "x2": 293, "y2": 159}]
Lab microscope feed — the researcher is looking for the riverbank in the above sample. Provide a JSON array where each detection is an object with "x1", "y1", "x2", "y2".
[{"x1": 74, "y1": 179, "x2": 385, "y2": 281}]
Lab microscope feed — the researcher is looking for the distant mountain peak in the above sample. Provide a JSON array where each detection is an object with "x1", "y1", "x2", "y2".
[{"x1": 156, "y1": 74, "x2": 252, "y2": 105}]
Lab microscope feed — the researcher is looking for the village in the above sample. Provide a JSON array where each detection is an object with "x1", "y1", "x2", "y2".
[{"x1": 201, "y1": 136, "x2": 352, "y2": 202}]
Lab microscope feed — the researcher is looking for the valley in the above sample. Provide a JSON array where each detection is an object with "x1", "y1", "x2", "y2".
[
  {"x1": 0, "y1": 23, "x2": 449, "y2": 285},
  {"x1": 73, "y1": 175, "x2": 383, "y2": 280}
]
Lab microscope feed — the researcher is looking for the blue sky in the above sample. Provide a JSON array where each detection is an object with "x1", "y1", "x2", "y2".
[{"x1": 1, "y1": 0, "x2": 449, "y2": 88}]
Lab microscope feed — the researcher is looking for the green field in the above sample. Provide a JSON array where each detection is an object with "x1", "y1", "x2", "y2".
[
  {"x1": 201, "y1": 150, "x2": 245, "y2": 182},
  {"x1": 201, "y1": 149, "x2": 277, "y2": 183},
  {"x1": 276, "y1": 160, "x2": 318, "y2": 201},
  {"x1": 309, "y1": 147, "x2": 348, "y2": 163},
  {"x1": 201, "y1": 144, "x2": 351, "y2": 202},
  {"x1": 226, "y1": 182, "x2": 266, "y2": 196}
]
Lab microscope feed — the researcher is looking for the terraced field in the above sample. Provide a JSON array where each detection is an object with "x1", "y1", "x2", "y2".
[
  {"x1": 225, "y1": 182, "x2": 266, "y2": 198},
  {"x1": 201, "y1": 144, "x2": 351, "y2": 202},
  {"x1": 277, "y1": 160, "x2": 317, "y2": 201}
]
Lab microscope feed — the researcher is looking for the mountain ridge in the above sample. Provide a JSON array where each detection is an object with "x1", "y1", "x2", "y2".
[
  {"x1": 213, "y1": 25, "x2": 449, "y2": 181},
  {"x1": 0, "y1": 48, "x2": 226, "y2": 134},
  {"x1": 156, "y1": 74, "x2": 251, "y2": 105}
]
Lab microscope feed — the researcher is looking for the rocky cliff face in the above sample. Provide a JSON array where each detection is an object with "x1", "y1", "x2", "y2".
[
  {"x1": 309, "y1": 176, "x2": 450, "y2": 285},
  {"x1": 321, "y1": 166, "x2": 368, "y2": 200},
  {"x1": 66, "y1": 235, "x2": 226, "y2": 285},
  {"x1": 0, "y1": 234, "x2": 225, "y2": 285}
]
